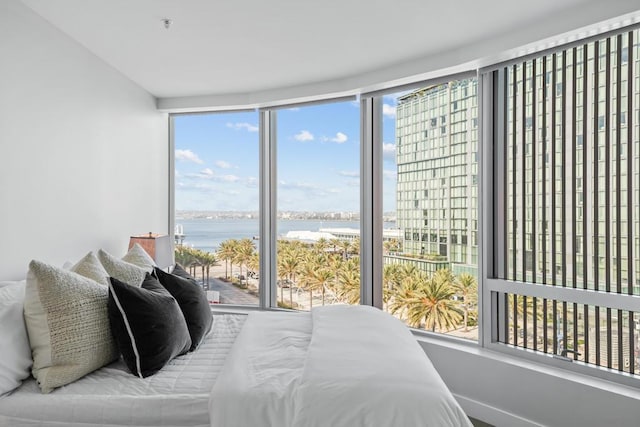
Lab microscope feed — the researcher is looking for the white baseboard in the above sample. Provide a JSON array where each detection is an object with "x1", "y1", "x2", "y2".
[{"x1": 455, "y1": 393, "x2": 544, "y2": 427}]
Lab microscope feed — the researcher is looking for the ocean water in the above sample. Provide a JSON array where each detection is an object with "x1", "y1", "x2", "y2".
[{"x1": 175, "y1": 218, "x2": 395, "y2": 252}]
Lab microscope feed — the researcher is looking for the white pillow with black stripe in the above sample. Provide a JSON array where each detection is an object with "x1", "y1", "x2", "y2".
[{"x1": 107, "y1": 274, "x2": 191, "y2": 378}]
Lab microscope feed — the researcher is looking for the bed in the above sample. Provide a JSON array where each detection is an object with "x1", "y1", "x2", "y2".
[
  {"x1": 1, "y1": 307, "x2": 471, "y2": 427},
  {"x1": 0, "y1": 314, "x2": 246, "y2": 427},
  {"x1": 210, "y1": 306, "x2": 471, "y2": 427}
]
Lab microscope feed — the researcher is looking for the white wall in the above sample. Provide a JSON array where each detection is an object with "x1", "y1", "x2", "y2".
[
  {"x1": 420, "y1": 338, "x2": 640, "y2": 427},
  {"x1": 0, "y1": 0, "x2": 168, "y2": 280}
]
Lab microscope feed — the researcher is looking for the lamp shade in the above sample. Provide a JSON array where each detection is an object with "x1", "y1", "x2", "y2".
[{"x1": 129, "y1": 233, "x2": 173, "y2": 269}]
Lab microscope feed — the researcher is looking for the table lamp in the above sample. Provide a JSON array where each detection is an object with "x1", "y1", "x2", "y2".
[{"x1": 128, "y1": 232, "x2": 173, "y2": 269}]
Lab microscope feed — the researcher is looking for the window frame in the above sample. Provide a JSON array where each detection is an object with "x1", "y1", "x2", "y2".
[{"x1": 481, "y1": 25, "x2": 640, "y2": 387}]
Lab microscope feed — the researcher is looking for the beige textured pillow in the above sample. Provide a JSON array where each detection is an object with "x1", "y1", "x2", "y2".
[
  {"x1": 70, "y1": 251, "x2": 109, "y2": 286},
  {"x1": 97, "y1": 249, "x2": 148, "y2": 287},
  {"x1": 24, "y1": 260, "x2": 118, "y2": 393},
  {"x1": 122, "y1": 243, "x2": 156, "y2": 270}
]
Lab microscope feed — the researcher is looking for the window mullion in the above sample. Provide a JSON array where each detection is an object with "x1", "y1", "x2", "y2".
[
  {"x1": 360, "y1": 97, "x2": 383, "y2": 308},
  {"x1": 259, "y1": 110, "x2": 277, "y2": 309}
]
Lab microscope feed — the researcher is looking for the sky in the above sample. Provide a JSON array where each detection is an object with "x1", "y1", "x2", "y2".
[{"x1": 174, "y1": 95, "x2": 400, "y2": 213}]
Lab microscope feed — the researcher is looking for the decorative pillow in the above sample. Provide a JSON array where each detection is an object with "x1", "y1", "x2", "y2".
[
  {"x1": 0, "y1": 281, "x2": 32, "y2": 396},
  {"x1": 154, "y1": 267, "x2": 213, "y2": 351},
  {"x1": 108, "y1": 274, "x2": 191, "y2": 378},
  {"x1": 97, "y1": 249, "x2": 148, "y2": 287},
  {"x1": 171, "y1": 263, "x2": 198, "y2": 285},
  {"x1": 122, "y1": 243, "x2": 156, "y2": 270},
  {"x1": 70, "y1": 251, "x2": 109, "y2": 286},
  {"x1": 24, "y1": 260, "x2": 118, "y2": 393}
]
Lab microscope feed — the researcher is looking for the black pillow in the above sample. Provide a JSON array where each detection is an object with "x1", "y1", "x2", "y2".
[
  {"x1": 108, "y1": 274, "x2": 191, "y2": 378},
  {"x1": 172, "y1": 263, "x2": 198, "y2": 285},
  {"x1": 154, "y1": 267, "x2": 213, "y2": 351}
]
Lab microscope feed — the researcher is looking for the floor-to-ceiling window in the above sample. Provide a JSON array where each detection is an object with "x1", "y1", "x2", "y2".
[
  {"x1": 378, "y1": 79, "x2": 479, "y2": 340},
  {"x1": 487, "y1": 28, "x2": 640, "y2": 378},
  {"x1": 172, "y1": 111, "x2": 260, "y2": 306},
  {"x1": 273, "y1": 100, "x2": 361, "y2": 310},
  {"x1": 168, "y1": 22, "x2": 640, "y2": 385}
]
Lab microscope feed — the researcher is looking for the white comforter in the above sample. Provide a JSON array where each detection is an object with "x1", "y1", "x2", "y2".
[{"x1": 209, "y1": 306, "x2": 471, "y2": 427}]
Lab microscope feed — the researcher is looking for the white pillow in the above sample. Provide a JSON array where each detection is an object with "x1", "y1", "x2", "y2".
[
  {"x1": 0, "y1": 281, "x2": 32, "y2": 396},
  {"x1": 24, "y1": 260, "x2": 118, "y2": 393},
  {"x1": 97, "y1": 249, "x2": 148, "y2": 287},
  {"x1": 122, "y1": 243, "x2": 156, "y2": 270},
  {"x1": 70, "y1": 252, "x2": 110, "y2": 286}
]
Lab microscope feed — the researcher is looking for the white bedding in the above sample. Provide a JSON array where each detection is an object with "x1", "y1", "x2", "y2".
[
  {"x1": 0, "y1": 314, "x2": 246, "y2": 427},
  {"x1": 210, "y1": 306, "x2": 471, "y2": 427}
]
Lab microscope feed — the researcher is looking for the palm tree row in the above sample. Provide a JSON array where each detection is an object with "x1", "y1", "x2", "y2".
[
  {"x1": 216, "y1": 237, "x2": 478, "y2": 333},
  {"x1": 174, "y1": 245, "x2": 218, "y2": 284}
]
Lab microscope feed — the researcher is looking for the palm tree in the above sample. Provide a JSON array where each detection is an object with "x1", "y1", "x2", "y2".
[
  {"x1": 337, "y1": 239, "x2": 351, "y2": 260},
  {"x1": 399, "y1": 263, "x2": 419, "y2": 279},
  {"x1": 174, "y1": 246, "x2": 196, "y2": 270},
  {"x1": 298, "y1": 263, "x2": 317, "y2": 310},
  {"x1": 247, "y1": 252, "x2": 259, "y2": 278},
  {"x1": 336, "y1": 261, "x2": 360, "y2": 304},
  {"x1": 383, "y1": 238, "x2": 401, "y2": 254},
  {"x1": 201, "y1": 252, "x2": 218, "y2": 285},
  {"x1": 454, "y1": 273, "x2": 478, "y2": 332},
  {"x1": 329, "y1": 238, "x2": 342, "y2": 256},
  {"x1": 310, "y1": 268, "x2": 334, "y2": 306},
  {"x1": 383, "y1": 263, "x2": 403, "y2": 306},
  {"x1": 314, "y1": 238, "x2": 329, "y2": 254},
  {"x1": 383, "y1": 263, "x2": 402, "y2": 289},
  {"x1": 233, "y1": 238, "x2": 255, "y2": 282},
  {"x1": 349, "y1": 238, "x2": 360, "y2": 256},
  {"x1": 389, "y1": 271, "x2": 462, "y2": 332},
  {"x1": 279, "y1": 249, "x2": 301, "y2": 305},
  {"x1": 217, "y1": 240, "x2": 237, "y2": 279}
]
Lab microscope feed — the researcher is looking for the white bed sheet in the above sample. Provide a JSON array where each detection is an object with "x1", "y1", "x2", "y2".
[
  {"x1": 210, "y1": 307, "x2": 471, "y2": 427},
  {"x1": 0, "y1": 314, "x2": 246, "y2": 427}
]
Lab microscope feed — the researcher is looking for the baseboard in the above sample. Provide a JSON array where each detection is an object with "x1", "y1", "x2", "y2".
[{"x1": 454, "y1": 393, "x2": 544, "y2": 427}]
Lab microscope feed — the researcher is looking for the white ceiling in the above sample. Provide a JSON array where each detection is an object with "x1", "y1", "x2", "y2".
[{"x1": 19, "y1": 0, "x2": 640, "y2": 105}]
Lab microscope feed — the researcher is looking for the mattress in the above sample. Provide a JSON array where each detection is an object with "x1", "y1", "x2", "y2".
[{"x1": 0, "y1": 314, "x2": 246, "y2": 427}]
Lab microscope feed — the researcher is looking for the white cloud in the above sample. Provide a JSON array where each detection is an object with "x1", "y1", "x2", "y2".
[
  {"x1": 294, "y1": 130, "x2": 314, "y2": 142},
  {"x1": 187, "y1": 169, "x2": 240, "y2": 183},
  {"x1": 330, "y1": 132, "x2": 348, "y2": 143},
  {"x1": 198, "y1": 168, "x2": 214, "y2": 178},
  {"x1": 220, "y1": 174, "x2": 240, "y2": 183},
  {"x1": 226, "y1": 122, "x2": 258, "y2": 132},
  {"x1": 175, "y1": 149, "x2": 203, "y2": 164},
  {"x1": 382, "y1": 104, "x2": 396, "y2": 118},
  {"x1": 246, "y1": 177, "x2": 258, "y2": 187},
  {"x1": 287, "y1": 107, "x2": 300, "y2": 112},
  {"x1": 215, "y1": 160, "x2": 233, "y2": 169},
  {"x1": 339, "y1": 171, "x2": 359, "y2": 177},
  {"x1": 383, "y1": 143, "x2": 396, "y2": 161}
]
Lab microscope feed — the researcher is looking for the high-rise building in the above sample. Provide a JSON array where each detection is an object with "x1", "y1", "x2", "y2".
[{"x1": 395, "y1": 79, "x2": 478, "y2": 276}]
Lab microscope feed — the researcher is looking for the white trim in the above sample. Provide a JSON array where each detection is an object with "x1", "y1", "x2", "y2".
[
  {"x1": 455, "y1": 395, "x2": 543, "y2": 427},
  {"x1": 108, "y1": 282, "x2": 143, "y2": 378},
  {"x1": 486, "y1": 278, "x2": 640, "y2": 312}
]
